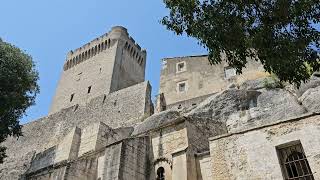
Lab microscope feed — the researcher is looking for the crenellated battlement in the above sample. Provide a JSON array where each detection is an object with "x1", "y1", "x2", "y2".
[{"x1": 63, "y1": 26, "x2": 146, "y2": 71}]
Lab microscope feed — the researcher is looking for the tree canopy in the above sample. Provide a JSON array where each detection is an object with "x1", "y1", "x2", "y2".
[
  {"x1": 0, "y1": 39, "x2": 39, "y2": 163},
  {"x1": 162, "y1": 0, "x2": 320, "y2": 86}
]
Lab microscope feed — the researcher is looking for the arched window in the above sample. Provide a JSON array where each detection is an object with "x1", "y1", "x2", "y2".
[
  {"x1": 98, "y1": 44, "x2": 101, "y2": 52},
  {"x1": 108, "y1": 39, "x2": 111, "y2": 48},
  {"x1": 157, "y1": 167, "x2": 165, "y2": 180},
  {"x1": 124, "y1": 42, "x2": 128, "y2": 49},
  {"x1": 277, "y1": 142, "x2": 314, "y2": 179}
]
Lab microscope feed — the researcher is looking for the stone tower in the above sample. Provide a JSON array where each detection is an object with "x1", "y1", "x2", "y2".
[{"x1": 50, "y1": 26, "x2": 147, "y2": 114}]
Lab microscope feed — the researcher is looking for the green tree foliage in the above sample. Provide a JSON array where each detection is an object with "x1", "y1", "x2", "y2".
[
  {"x1": 0, "y1": 39, "x2": 39, "y2": 163},
  {"x1": 162, "y1": 0, "x2": 320, "y2": 86}
]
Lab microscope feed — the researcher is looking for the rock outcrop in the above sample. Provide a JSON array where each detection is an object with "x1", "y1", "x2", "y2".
[
  {"x1": 183, "y1": 77, "x2": 316, "y2": 133},
  {"x1": 295, "y1": 74, "x2": 320, "y2": 97},
  {"x1": 132, "y1": 110, "x2": 181, "y2": 136},
  {"x1": 299, "y1": 86, "x2": 320, "y2": 113}
]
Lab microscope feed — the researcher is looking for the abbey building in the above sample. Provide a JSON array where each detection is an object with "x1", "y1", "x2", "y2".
[{"x1": 1, "y1": 26, "x2": 320, "y2": 180}]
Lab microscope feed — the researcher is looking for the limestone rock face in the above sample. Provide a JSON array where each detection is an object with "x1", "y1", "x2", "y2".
[
  {"x1": 184, "y1": 86, "x2": 307, "y2": 133},
  {"x1": 295, "y1": 75, "x2": 320, "y2": 97},
  {"x1": 299, "y1": 86, "x2": 320, "y2": 113},
  {"x1": 132, "y1": 110, "x2": 181, "y2": 136},
  {"x1": 185, "y1": 89, "x2": 260, "y2": 122},
  {"x1": 239, "y1": 77, "x2": 279, "y2": 90},
  {"x1": 230, "y1": 88, "x2": 307, "y2": 131}
]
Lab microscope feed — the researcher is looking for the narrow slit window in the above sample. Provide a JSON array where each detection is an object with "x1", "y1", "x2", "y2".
[
  {"x1": 87, "y1": 86, "x2": 92, "y2": 94},
  {"x1": 277, "y1": 142, "x2": 314, "y2": 180},
  {"x1": 70, "y1": 93, "x2": 74, "y2": 102}
]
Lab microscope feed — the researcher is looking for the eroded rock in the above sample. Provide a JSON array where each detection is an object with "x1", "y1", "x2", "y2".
[{"x1": 299, "y1": 86, "x2": 320, "y2": 113}]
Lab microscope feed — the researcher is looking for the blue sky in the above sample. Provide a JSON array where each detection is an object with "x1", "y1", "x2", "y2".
[{"x1": 0, "y1": 0, "x2": 207, "y2": 123}]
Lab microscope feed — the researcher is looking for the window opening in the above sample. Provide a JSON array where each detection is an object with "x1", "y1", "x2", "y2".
[
  {"x1": 178, "y1": 83, "x2": 186, "y2": 92},
  {"x1": 277, "y1": 142, "x2": 314, "y2": 180},
  {"x1": 157, "y1": 167, "x2": 165, "y2": 180},
  {"x1": 70, "y1": 94, "x2": 74, "y2": 102},
  {"x1": 87, "y1": 86, "x2": 92, "y2": 94},
  {"x1": 176, "y1": 62, "x2": 186, "y2": 72}
]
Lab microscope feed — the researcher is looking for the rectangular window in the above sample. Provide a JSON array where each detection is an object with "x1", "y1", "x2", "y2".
[
  {"x1": 70, "y1": 93, "x2": 74, "y2": 102},
  {"x1": 178, "y1": 82, "x2": 186, "y2": 92},
  {"x1": 87, "y1": 86, "x2": 92, "y2": 94},
  {"x1": 224, "y1": 66, "x2": 236, "y2": 79},
  {"x1": 277, "y1": 142, "x2": 314, "y2": 180},
  {"x1": 176, "y1": 62, "x2": 186, "y2": 73}
]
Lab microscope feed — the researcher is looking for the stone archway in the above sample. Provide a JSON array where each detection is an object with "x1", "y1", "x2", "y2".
[{"x1": 154, "y1": 158, "x2": 172, "y2": 180}]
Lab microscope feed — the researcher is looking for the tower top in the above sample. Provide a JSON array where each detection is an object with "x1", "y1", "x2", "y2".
[
  {"x1": 50, "y1": 26, "x2": 147, "y2": 114},
  {"x1": 63, "y1": 26, "x2": 146, "y2": 71}
]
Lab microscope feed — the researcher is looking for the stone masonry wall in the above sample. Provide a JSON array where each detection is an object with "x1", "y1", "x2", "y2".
[
  {"x1": 186, "y1": 121, "x2": 210, "y2": 153},
  {"x1": 151, "y1": 122, "x2": 188, "y2": 160},
  {"x1": 0, "y1": 81, "x2": 152, "y2": 179},
  {"x1": 195, "y1": 153, "x2": 212, "y2": 180},
  {"x1": 101, "y1": 143, "x2": 122, "y2": 180},
  {"x1": 65, "y1": 154, "x2": 99, "y2": 180},
  {"x1": 119, "y1": 137, "x2": 150, "y2": 180},
  {"x1": 159, "y1": 55, "x2": 267, "y2": 109},
  {"x1": 166, "y1": 93, "x2": 215, "y2": 111},
  {"x1": 54, "y1": 127, "x2": 81, "y2": 163},
  {"x1": 27, "y1": 146, "x2": 57, "y2": 174},
  {"x1": 209, "y1": 114, "x2": 320, "y2": 180}
]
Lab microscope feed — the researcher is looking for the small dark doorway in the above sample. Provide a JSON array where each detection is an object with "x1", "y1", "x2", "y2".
[{"x1": 156, "y1": 167, "x2": 165, "y2": 180}]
